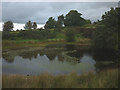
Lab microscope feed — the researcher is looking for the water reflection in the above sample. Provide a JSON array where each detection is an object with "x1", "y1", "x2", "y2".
[
  {"x1": 2, "y1": 54, "x2": 14, "y2": 63},
  {"x1": 92, "y1": 49, "x2": 117, "y2": 62},
  {"x1": 2, "y1": 44, "x2": 117, "y2": 75},
  {"x1": 80, "y1": 54, "x2": 96, "y2": 64},
  {"x1": 3, "y1": 54, "x2": 96, "y2": 75}
]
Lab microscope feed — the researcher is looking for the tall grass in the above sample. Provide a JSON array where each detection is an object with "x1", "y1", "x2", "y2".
[
  {"x1": 2, "y1": 40, "x2": 46, "y2": 51},
  {"x1": 2, "y1": 69, "x2": 118, "y2": 88}
]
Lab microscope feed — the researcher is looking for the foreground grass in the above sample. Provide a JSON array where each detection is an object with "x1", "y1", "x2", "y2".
[{"x1": 3, "y1": 69, "x2": 118, "y2": 88}]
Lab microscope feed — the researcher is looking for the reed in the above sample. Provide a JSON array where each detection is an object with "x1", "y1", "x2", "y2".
[{"x1": 2, "y1": 69, "x2": 118, "y2": 88}]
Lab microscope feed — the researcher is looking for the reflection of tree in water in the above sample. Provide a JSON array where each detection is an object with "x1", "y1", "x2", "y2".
[
  {"x1": 92, "y1": 49, "x2": 117, "y2": 62},
  {"x1": 67, "y1": 49, "x2": 92, "y2": 59},
  {"x1": 67, "y1": 50, "x2": 83, "y2": 59},
  {"x1": 18, "y1": 48, "x2": 79, "y2": 64},
  {"x1": 46, "y1": 44, "x2": 66, "y2": 49},
  {"x1": 57, "y1": 54, "x2": 64, "y2": 62},
  {"x1": 41, "y1": 48, "x2": 79, "y2": 64},
  {"x1": 19, "y1": 44, "x2": 91, "y2": 63},
  {"x1": 18, "y1": 48, "x2": 64, "y2": 62},
  {"x1": 2, "y1": 53, "x2": 15, "y2": 63},
  {"x1": 3, "y1": 50, "x2": 41, "y2": 62},
  {"x1": 63, "y1": 52, "x2": 80, "y2": 65},
  {"x1": 46, "y1": 54, "x2": 56, "y2": 61},
  {"x1": 5, "y1": 44, "x2": 111, "y2": 65},
  {"x1": 95, "y1": 62, "x2": 117, "y2": 72},
  {"x1": 40, "y1": 48, "x2": 63, "y2": 61},
  {"x1": 19, "y1": 50, "x2": 40, "y2": 60},
  {"x1": 65, "y1": 44, "x2": 75, "y2": 51},
  {"x1": 92, "y1": 49, "x2": 118, "y2": 72}
]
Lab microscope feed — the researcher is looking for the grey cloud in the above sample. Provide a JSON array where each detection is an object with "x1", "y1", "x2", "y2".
[{"x1": 2, "y1": 2, "x2": 118, "y2": 24}]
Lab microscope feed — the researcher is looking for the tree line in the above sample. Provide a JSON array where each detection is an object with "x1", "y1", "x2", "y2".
[
  {"x1": 3, "y1": 10, "x2": 91, "y2": 31},
  {"x1": 2, "y1": 8, "x2": 119, "y2": 50},
  {"x1": 93, "y1": 7, "x2": 119, "y2": 50}
]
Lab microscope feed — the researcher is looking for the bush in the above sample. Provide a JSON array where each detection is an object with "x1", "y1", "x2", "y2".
[
  {"x1": 92, "y1": 26, "x2": 118, "y2": 49},
  {"x1": 2, "y1": 30, "x2": 56, "y2": 40},
  {"x1": 2, "y1": 31, "x2": 17, "y2": 40},
  {"x1": 65, "y1": 29, "x2": 75, "y2": 42},
  {"x1": 92, "y1": 7, "x2": 119, "y2": 50},
  {"x1": 75, "y1": 27, "x2": 96, "y2": 38}
]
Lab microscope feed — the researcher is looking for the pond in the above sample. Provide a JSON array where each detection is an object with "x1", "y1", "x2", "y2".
[{"x1": 2, "y1": 44, "x2": 117, "y2": 75}]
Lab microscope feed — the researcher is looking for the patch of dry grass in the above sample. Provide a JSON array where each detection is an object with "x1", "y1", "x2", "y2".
[{"x1": 2, "y1": 69, "x2": 118, "y2": 88}]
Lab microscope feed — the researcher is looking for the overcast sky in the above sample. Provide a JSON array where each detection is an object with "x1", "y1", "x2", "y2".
[{"x1": 2, "y1": 2, "x2": 118, "y2": 24}]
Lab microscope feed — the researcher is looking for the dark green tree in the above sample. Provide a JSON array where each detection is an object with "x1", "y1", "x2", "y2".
[
  {"x1": 64, "y1": 10, "x2": 86, "y2": 27},
  {"x1": 44, "y1": 17, "x2": 56, "y2": 29},
  {"x1": 93, "y1": 7, "x2": 119, "y2": 49},
  {"x1": 3, "y1": 21, "x2": 14, "y2": 31},
  {"x1": 24, "y1": 21, "x2": 32, "y2": 30},
  {"x1": 85, "y1": 19, "x2": 91, "y2": 24},
  {"x1": 56, "y1": 14, "x2": 64, "y2": 28},
  {"x1": 102, "y1": 7, "x2": 118, "y2": 27},
  {"x1": 32, "y1": 22, "x2": 37, "y2": 30}
]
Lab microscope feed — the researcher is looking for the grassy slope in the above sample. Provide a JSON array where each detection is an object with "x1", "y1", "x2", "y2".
[
  {"x1": 2, "y1": 30, "x2": 91, "y2": 51},
  {"x1": 3, "y1": 25, "x2": 97, "y2": 51},
  {"x1": 3, "y1": 69, "x2": 118, "y2": 88},
  {"x1": 2, "y1": 39, "x2": 91, "y2": 52}
]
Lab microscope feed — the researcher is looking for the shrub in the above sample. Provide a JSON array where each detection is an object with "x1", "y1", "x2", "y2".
[
  {"x1": 65, "y1": 29, "x2": 75, "y2": 42},
  {"x1": 2, "y1": 31, "x2": 17, "y2": 40},
  {"x1": 9, "y1": 30, "x2": 56, "y2": 40}
]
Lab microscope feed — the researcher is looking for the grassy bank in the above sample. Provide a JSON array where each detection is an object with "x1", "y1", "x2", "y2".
[
  {"x1": 2, "y1": 69, "x2": 118, "y2": 88},
  {"x1": 2, "y1": 38, "x2": 91, "y2": 51},
  {"x1": 2, "y1": 26, "x2": 94, "y2": 51}
]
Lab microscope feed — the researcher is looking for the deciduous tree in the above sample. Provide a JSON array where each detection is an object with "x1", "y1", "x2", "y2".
[
  {"x1": 32, "y1": 22, "x2": 37, "y2": 30},
  {"x1": 56, "y1": 14, "x2": 64, "y2": 28},
  {"x1": 44, "y1": 17, "x2": 56, "y2": 29},
  {"x1": 93, "y1": 7, "x2": 119, "y2": 49},
  {"x1": 3, "y1": 21, "x2": 14, "y2": 31},
  {"x1": 64, "y1": 10, "x2": 86, "y2": 27},
  {"x1": 24, "y1": 21, "x2": 32, "y2": 30}
]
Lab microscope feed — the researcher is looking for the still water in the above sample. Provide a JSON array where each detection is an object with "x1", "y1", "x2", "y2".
[{"x1": 2, "y1": 44, "x2": 117, "y2": 75}]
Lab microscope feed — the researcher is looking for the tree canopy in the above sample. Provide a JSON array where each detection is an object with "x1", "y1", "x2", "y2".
[
  {"x1": 56, "y1": 14, "x2": 64, "y2": 28},
  {"x1": 24, "y1": 21, "x2": 32, "y2": 30},
  {"x1": 3, "y1": 21, "x2": 14, "y2": 31},
  {"x1": 44, "y1": 10, "x2": 91, "y2": 29},
  {"x1": 64, "y1": 10, "x2": 86, "y2": 27},
  {"x1": 32, "y1": 22, "x2": 37, "y2": 30},
  {"x1": 101, "y1": 7, "x2": 119, "y2": 27},
  {"x1": 44, "y1": 17, "x2": 56, "y2": 29},
  {"x1": 93, "y1": 7, "x2": 119, "y2": 50}
]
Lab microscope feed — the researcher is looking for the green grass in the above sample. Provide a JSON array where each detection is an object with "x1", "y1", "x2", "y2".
[
  {"x1": 56, "y1": 33, "x2": 65, "y2": 39},
  {"x1": 3, "y1": 36, "x2": 91, "y2": 51},
  {"x1": 81, "y1": 24, "x2": 97, "y2": 29},
  {"x1": 75, "y1": 33, "x2": 84, "y2": 38},
  {"x1": 2, "y1": 40, "x2": 78, "y2": 51},
  {"x1": 47, "y1": 32, "x2": 65, "y2": 42},
  {"x1": 2, "y1": 40, "x2": 46, "y2": 51},
  {"x1": 2, "y1": 69, "x2": 118, "y2": 88},
  {"x1": 47, "y1": 32, "x2": 90, "y2": 43},
  {"x1": 2, "y1": 27, "x2": 92, "y2": 51},
  {"x1": 2, "y1": 26, "x2": 94, "y2": 50}
]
